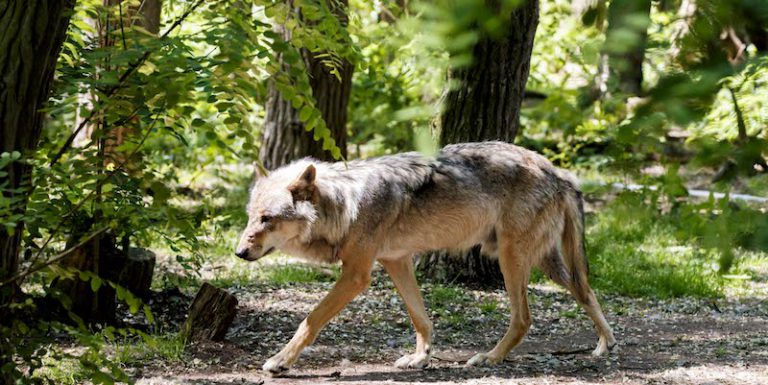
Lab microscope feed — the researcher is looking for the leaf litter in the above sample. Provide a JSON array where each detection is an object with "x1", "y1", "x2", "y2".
[{"x1": 135, "y1": 266, "x2": 768, "y2": 385}]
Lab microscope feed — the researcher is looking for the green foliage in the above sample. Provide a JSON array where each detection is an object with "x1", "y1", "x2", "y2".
[
  {"x1": 3, "y1": 0, "x2": 768, "y2": 381},
  {"x1": 259, "y1": 262, "x2": 340, "y2": 285},
  {"x1": 478, "y1": 298, "x2": 499, "y2": 316},
  {"x1": 210, "y1": 259, "x2": 340, "y2": 287},
  {"x1": 112, "y1": 333, "x2": 185, "y2": 367},
  {"x1": 587, "y1": 194, "x2": 722, "y2": 298},
  {"x1": 1, "y1": 267, "x2": 159, "y2": 384},
  {"x1": 425, "y1": 285, "x2": 472, "y2": 326},
  {"x1": 587, "y1": 188, "x2": 768, "y2": 298}
]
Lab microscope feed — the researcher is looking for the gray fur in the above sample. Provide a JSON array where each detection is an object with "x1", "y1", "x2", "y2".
[
  {"x1": 236, "y1": 141, "x2": 615, "y2": 372},
  {"x1": 240, "y1": 141, "x2": 579, "y2": 262}
]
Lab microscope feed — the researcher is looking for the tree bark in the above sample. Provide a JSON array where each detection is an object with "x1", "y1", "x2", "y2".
[
  {"x1": 106, "y1": 247, "x2": 156, "y2": 300},
  {"x1": 52, "y1": 232, "x2": 121, "y2": 324},
  {"x1": 102, "y1": 0, "x2": 162, "y2": 164},
  {"x1": 0, "y1": 0, "x2": 76, "y2": 303},
  {"x1": 182, "y1": 282, "x2": 238, "y2": 342},
  {"x1": 593, "y1": 0, "x2": 652, "y2": 98},
  {"x1": 439, "y1": 0, "x2": 539, "y2": 144},
  {"x1": 259, "y1": 0, "x2": 353, "y2": 170},
  {"x1": 417, "y1": 0, "x2": 539, "y2": 287},
  {"x1": 0, "y1": 1, "x2": 76, "y2": 381},
  {"x1": 54, "y1": 0, "x2": 163, "y2": 324},
  {"x1": 134, "y1": 0, "x2": 161, "y2": 34}
]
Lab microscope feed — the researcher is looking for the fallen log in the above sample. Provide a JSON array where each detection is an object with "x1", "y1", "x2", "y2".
[{"x1": 609, "y1": 182, "x2": 768, "y2": 203}]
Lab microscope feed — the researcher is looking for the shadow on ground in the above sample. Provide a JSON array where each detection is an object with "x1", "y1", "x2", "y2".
[{"x1": 138, "y1": 274, "x2": 768, "y2": 385}]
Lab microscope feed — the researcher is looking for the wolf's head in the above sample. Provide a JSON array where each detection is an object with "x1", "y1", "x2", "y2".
[{"x1": 235, "y1": 163, "x2": 318, "y2": 261}]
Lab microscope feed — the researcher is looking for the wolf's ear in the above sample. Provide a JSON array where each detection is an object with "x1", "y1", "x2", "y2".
[
  {"x1": 288, "y1": 164, "x2": 316, "y2": 202},
  {"x1": 253, "y1": 161, "x2": 269, "y2": 180}
]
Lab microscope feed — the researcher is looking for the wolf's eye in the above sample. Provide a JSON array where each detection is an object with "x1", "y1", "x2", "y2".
[{"x1": 260, "y1": 215, "x2": 273, "y2": 224}]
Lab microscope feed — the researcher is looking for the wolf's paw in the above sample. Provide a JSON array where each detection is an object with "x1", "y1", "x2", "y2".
[
  {"x1": 263, "y1": 354, "x2": 292, "y2": 375},
  {"x1": 466, "y1": 352, "x2": 502, "y2": 367},
  {"x1": 395, "y1": 353, "x2": 431, "y2": 369},
  {"x1": 591, "y1": 337, "x2": 618, "y2": 357}
]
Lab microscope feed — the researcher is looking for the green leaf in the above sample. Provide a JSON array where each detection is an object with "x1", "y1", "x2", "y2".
[
  {"x1": 143, "y1": 305, "x2": 155, "y2": 324},
  {"x1": 299, "y1": 105, "x2": 313, "y2": 121},
  {"x1": 90, "y1": 276, "x2": 102, "y2": 292}
]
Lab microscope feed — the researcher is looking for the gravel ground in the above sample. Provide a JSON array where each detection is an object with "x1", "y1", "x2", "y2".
[{"x1": 135, "y1": 268, "x2": 768, "y2": 385}]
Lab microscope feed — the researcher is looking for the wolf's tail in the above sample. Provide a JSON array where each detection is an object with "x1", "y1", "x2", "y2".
[{"x1": 561, "y1": 188, "x2": 591, "y2": 293}]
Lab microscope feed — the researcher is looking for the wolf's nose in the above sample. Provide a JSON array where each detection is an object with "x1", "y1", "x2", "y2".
[{"x1": 235, "y1": 249, "x2": 249, "y2": 259}]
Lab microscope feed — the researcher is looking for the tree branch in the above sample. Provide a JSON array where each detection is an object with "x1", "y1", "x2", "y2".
[
  {"x1": 728, "y1": 86, "x2": 747, "y2": 145},
  {"x1": 48, "y1": 0, "x2": 208, "y2": 168},
  {"x1": 5, "y1": 112, "x2": 163, "y2": 288},
  {"x1": 0, "y1": 227, "x2": 109, "y2": 287}
]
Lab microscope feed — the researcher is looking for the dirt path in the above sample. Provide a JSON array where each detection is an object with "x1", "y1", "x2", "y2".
[{"x1": 136, "y1": 272, "x2": 768, "y2": 385}]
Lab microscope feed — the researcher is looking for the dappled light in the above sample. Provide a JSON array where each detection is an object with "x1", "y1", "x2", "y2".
[{"x1": 1, "y1": 0, "x2": 767, "y2": 384}]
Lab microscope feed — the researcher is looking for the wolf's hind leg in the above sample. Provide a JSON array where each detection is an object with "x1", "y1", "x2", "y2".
[
  {"x1": 380, "y1": 257, "x2": 433, "y2": 369},
  {"x1": 263, "y1": 255, "x2": 374, "y2": 374},
  {"x1": 538, "y1": 249, "x2": 616, "y2": 356}
]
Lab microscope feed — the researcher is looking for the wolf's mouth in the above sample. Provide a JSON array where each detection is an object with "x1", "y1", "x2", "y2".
[{"x1": 263, "y1": 247, "x2": 276, "y2": 257}]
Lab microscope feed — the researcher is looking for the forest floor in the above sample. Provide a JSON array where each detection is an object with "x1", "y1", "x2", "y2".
[{"x1": 131, "y1": 264, "x2": 768, "y2": 385}]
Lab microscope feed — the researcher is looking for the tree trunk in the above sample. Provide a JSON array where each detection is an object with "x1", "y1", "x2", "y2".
[
  {"x1": 134, "y1": 0, "x2": 161, "y2": 34},
  {"x1": 259, "y1": 0, "x2": 353, "y2": 170},
  {"x1": 439, "y1": 0, "x2": 539, "y2": 144},
  {"x1": 593, "y1": 0, "x2": 652, "y2": 98},
  {"x1": 0, "y1": 1, "x2": 76, "y2": 381},
  {"x1": 417, "y1": 0, "x2": 539, "y2": 287},
  {"x1": 102, "y1": 0, "x2": 161, "y2": 165},
  {"x1": 0, "y1": 0, "x2": 76, "y2": 305},
  {"x1": 54, "y1": 0, "x2": 162, "y2": 323}
]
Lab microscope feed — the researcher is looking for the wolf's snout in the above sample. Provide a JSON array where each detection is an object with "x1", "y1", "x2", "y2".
[{"x1": 235, "y1": 248, "x2": 249, "y2": 259}]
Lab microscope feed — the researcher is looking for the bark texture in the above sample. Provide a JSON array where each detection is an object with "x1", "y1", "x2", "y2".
[
  {"x1": 417, "y1": 0, "x2": 539, "y2": 287},
  {"x1": 259, "y1": 0, "x2": 353, "y2": 170},
  {"x1": 439, "y1": 0, "x2": 539, "y2": 144},
  {"x1": 0, "y1": 0, "x2": 76, "y2": 302},
  {"x1": 52, "y1": 233, "x2": 121, "y2": 324},
  {"x1": 594, "y1": 0, "x2": 652, "y2": 97},
  {"x1": 0, "y1": 4, "x2": 75, "y2": 380},
  {"x1": 109, "y1": 247, "x2": 156, "y2": 300},
  {"x1": 56, "y1": 0, "x2": 162, "y2": 324},
  {"x1": 182, "y1": 283, "x2": 238, "y2": 342},
  {"x1": 134, "y1": 0, "x2": 161, "y2": 34}
]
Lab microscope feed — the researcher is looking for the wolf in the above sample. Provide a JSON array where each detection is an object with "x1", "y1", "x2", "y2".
[{"x1": 235, "y1": 141, "x2": 616, "y2": 374}]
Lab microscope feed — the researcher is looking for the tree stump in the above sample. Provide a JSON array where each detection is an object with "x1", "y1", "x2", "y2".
[
  {"x1": 110, "y1": 247, "x2": 156, "y2": 300},
  {"x1": 416, "y1": 246, "x2": 504, "y2": 288},
  {"x1": 51, "y1": 232, "x2": 120, "y2": 324},
  {"x1": 181, "y1": 283, "x2": 238, "y2": 342}
]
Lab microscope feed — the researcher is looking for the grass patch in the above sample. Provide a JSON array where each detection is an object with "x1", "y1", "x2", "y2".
[
  {"x1": 30, "y1": 332, "x2": 183, "y2": 385},
  {"x1": 210, "y1": 259, "x2": 340, "y2": 288},
  {"x1": 111, "y1": 333, "x2": 186, "y2": 367},
  {"x1": 479, "y1": 298, "x2": 499, "y2": 315},
  {"x1": 425, "y1": 285, "x2": 473, "y2": 326},
  {"x1": 587, "y1": 196, "x2": 723, "y2": 298},
  {"x1": 258, "y1": 262, "x2": 339, "y2": 285},
  {"x1": 34, "y1": 356, "x2": 84, "y2": 385}
]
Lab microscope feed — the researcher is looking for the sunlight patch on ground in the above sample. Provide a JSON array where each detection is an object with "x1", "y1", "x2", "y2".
[{"x1": 648, "y1": 364, "x2": 767, "y2": 385}]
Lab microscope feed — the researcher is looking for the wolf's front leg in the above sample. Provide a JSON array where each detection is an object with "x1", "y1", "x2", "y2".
[
  {"x1": 263, "y1": 256, "x2": 374, "y2": 374},
  {"x1": 379, "y1": 257, "x2": 433, "y2": 369}
]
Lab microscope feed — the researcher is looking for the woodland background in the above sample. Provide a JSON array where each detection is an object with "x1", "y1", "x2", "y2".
[{"x1": 1, "y1": 0, "x2": 768, "y2": 384}]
